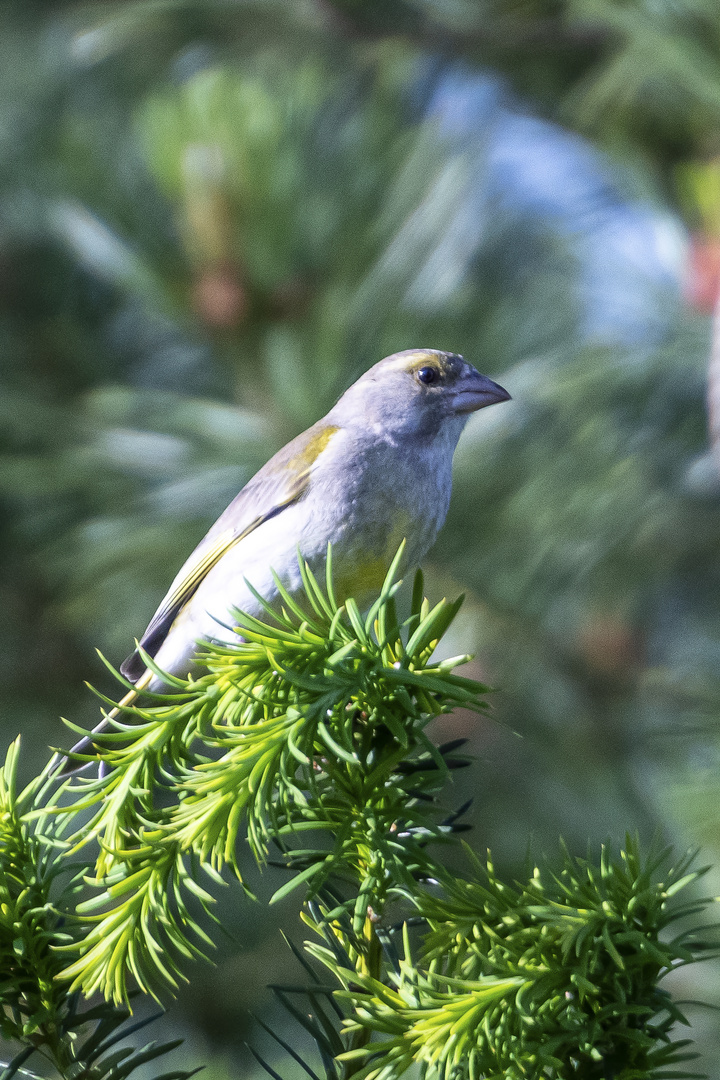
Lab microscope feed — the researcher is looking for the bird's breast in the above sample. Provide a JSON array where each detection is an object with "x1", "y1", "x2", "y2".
[{"x1": 302, "y1": 430, "x2": 455, "y2": 593}]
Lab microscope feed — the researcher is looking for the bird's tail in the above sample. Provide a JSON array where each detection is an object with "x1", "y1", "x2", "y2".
[{"x1": 55, "y1": 669, "x2": 154, "y2": 777}]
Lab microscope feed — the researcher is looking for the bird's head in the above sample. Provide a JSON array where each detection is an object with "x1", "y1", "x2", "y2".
[{"x1": 332, "y1": 349, "x2": 511, "y2": 439}]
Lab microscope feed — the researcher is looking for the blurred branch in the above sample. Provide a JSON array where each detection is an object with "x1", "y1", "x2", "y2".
[{"x1": 316, "y1": 0, "x2": 612, "y2": 56}]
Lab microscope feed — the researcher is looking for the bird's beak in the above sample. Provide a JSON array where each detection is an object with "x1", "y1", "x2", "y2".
[{"x1": 453, "y1": 370, "x2": 511, "y2": 414}]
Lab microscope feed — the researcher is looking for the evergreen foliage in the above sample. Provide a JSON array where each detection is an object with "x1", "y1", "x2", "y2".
[
  {"x1": 312, "y1": 838, "x2": 710, "y2": 1078},
  {"x1": 0, "y1": 740, "x2": 199, "y2": 1080},
  {"x1": 1, "y1": 564, "x2": 717, "y2": 1079},
  {"x1": 48, "y1": 548, "x2": 490, "y2": 1001}
]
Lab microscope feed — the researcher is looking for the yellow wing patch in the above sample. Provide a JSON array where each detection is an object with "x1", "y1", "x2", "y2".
[
  {"x1": 286, "y1": 425, "x2": 339, "y2": 471},
  {"x1": 166, "y1": 424, "x2": 340, "y2": 616},
  {"x1": 120, "y1": 423, "x2": 340, "y2": 682}
]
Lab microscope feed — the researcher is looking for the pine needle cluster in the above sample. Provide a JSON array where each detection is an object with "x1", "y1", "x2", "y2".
[
  {"x1": 0, "y1": 740, "x2": 199, "y2": 1080},
  {"x1": 45, "y1": 545, "x2": 489, "y2": 1001},
  {"x1": 310, "y1": 842, "x2": 712, "y2": 1080},
  {"x1": 0, "y1": 548, "x2": 715, "y2": 1080}
]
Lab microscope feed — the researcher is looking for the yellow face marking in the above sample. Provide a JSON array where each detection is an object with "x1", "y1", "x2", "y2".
[
  {"x1": 407, "y1": 357, "x2": 448, "y2": 379},
  {"x1": 382, "y1": 350, "x2": 460, "y2": 382},
  {"x1": 383, "y1": 350, "x2": 441, "y2": 371}
]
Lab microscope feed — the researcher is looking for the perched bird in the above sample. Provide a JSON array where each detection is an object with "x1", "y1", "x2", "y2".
[{"x1": 60, "y1": 348, "x2": 509, "y2": 771}]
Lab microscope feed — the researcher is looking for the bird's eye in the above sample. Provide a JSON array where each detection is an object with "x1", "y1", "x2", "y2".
[{"x1": 416, "y1": 366, "x2": 439, "y2": 385}]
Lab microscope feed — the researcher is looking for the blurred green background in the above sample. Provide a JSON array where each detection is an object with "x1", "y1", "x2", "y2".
[{"x1": 4, "y1": 0, "x2": 720, "y2": 1073}]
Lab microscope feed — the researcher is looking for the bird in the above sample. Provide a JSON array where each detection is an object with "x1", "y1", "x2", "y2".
[{"x1": 59, "y1": 348, "x2": 509, "y2": 772}]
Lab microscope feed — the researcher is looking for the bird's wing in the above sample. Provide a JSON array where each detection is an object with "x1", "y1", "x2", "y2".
[{"x1": 120, "y1": 422, "x2": 340, "y2": 682}]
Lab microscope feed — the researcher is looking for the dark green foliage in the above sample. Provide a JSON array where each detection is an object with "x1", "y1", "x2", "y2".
[
  {"x1": 0, "y1": 740, "x2": 200, "y2": 1080},
  {"x1": 0, "y1": 740, "x2": 77, "y2": 1058},
  {"x1": 419, "y1": 840, "x2": 713, "y2": 1078},
  {"x1": 1, "y1": 561, "x2": 717, "y2": 1079},
  {"x1": 304, "y1": 841, "x2": 715, "y2": 1080}
]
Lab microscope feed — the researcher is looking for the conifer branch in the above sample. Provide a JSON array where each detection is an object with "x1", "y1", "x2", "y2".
[{"x1": 0, "y1": 550, "x2": 716, "y2": 1078}]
